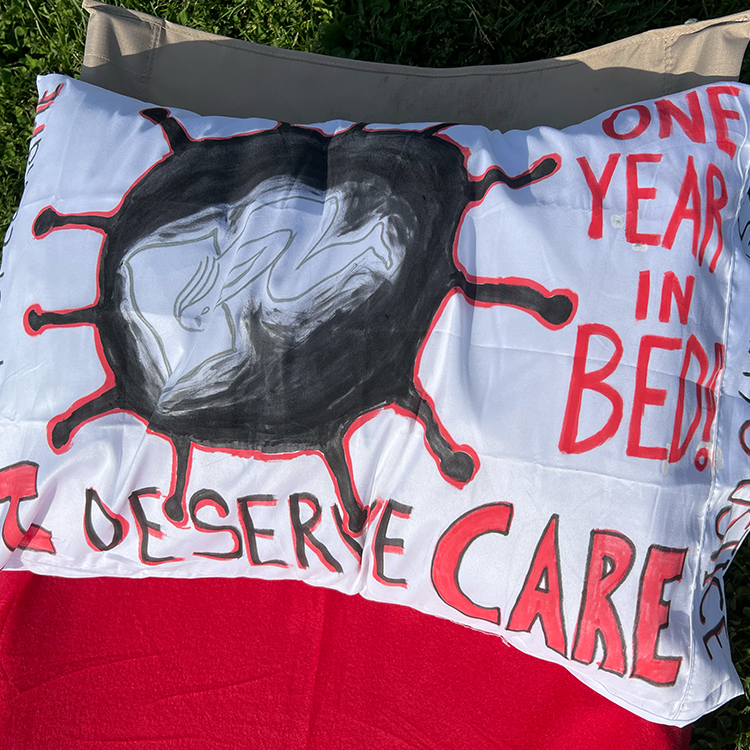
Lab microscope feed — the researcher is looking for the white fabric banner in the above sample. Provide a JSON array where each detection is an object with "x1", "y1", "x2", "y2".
[{"x1": 3, "y1": 75, "x2": 750, "y2": 725}]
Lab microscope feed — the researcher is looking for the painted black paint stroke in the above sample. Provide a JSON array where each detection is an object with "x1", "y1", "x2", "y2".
[{"x1": 30, "y1": 112, "x2": 573, "y2": 534}]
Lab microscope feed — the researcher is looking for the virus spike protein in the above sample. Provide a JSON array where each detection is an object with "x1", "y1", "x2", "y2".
[{"x1": 29, "y1": 111, "x2": 575, "y2": 536}]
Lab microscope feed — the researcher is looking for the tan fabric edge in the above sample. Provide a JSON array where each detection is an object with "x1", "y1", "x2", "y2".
[{"x1": 81, "y1": 0, "x2": 750, "y2": 78}]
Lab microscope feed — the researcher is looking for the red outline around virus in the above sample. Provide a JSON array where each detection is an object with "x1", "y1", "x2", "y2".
[{"x1": 27, "y1": 104, "x2": 576, "y2": 536}]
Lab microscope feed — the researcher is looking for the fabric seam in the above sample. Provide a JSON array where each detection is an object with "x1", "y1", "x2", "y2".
[
  {"x1": 82, "y1": 52, "x2": 144, "y2": 77},
  {"x1": 141, "y1": 18, "x2": 159, "y2": 101},
  {"x1": 675, "y1": 112, "x2": 750, "y2": 722}
]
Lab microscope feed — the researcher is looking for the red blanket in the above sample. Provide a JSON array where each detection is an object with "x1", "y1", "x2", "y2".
[{"x1": 0, "y1": 573, "x2": 690, "y2": 749}]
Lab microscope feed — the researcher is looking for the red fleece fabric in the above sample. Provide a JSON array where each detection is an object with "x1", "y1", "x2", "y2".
[{"x1": 0, "y1": 573, "x2": 690, "y2": 750}]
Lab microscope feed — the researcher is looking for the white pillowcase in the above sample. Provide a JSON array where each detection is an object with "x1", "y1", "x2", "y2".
[{"x1": 3, "y1": 73, "x2": 750, "y2": 726}]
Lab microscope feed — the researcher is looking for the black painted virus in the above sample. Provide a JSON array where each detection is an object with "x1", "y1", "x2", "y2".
[{"x1": 28, "y1": 109, "x2": 575, "y2": 534}]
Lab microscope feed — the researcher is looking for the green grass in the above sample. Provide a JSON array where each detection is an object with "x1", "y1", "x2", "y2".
[{"x1": 3, "y1": 1, "x2": 750, "y2": 746}]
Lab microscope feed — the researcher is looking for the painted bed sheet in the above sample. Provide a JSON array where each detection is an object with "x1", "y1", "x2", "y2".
[{"x1": 2, "y1": 74, "x2": 750, "y2": 726}]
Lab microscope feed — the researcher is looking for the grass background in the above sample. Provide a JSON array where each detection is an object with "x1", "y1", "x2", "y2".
[{"x1": 3, "y1": 0, "x2": 750, "y2": 746}]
